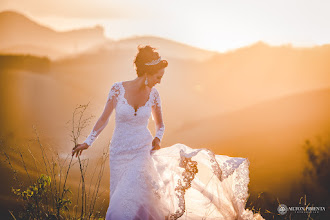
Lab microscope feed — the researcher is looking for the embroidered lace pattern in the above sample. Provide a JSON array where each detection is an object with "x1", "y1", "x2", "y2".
[
  {"x1": 168, "y1": 150, "x2": 198, "y2": 220},
  {"x1": 83, "y1": 81, "x2": 165, "y2": 147},
  {"x1": 151, "y1": 88, "x2": 165, "y2": 141},
  {"x1": 233, "y1": 158, "x2": 251, "y2": 217},
  {"x1": 83, "y1": 130, "x2": 97, "y2": 147},
  {"x1": 157, "y1": 146, "x2": 254, "y2": 219},
  {"x1": 205, "y1": 148, "x2": 223, "y2": 181},
  {"x1": 83, "y1": 82, "x2": 121, "y2": 147}
]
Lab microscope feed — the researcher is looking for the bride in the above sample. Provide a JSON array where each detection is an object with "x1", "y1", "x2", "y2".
[{"x1": 72, "y1": 45, "x2": 264, "y2": 220}]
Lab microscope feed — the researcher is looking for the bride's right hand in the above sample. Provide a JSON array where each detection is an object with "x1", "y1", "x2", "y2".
[{"x1": 72, "y1": 143, "x2": 89, "y2": 157}]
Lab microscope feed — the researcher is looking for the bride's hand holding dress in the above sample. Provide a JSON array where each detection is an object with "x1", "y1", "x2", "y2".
[{"x1": 152, "y1": 137, "x2": 161, "y2": 151}]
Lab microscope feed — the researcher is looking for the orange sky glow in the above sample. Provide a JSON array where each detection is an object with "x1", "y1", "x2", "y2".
[{"x1": 1, "y1": 0, "x2": 330, "y2": 53}]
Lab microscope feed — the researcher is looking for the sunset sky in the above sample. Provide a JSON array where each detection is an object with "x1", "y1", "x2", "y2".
[{"x1": 1, "y1": 0, "x2": 330, "y2": 52}]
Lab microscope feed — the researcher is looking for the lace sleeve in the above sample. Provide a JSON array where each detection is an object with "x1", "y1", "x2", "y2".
[
  {"x1": 151, "y1": 88, "x2": 165, "y2": 141},
  {"x1": 83, "y1": 82, "x2": 120, "y2": 147}
]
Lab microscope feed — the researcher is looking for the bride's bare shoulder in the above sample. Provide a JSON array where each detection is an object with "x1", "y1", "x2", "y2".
[
  {"x1": 121, "y1": 80, "x2": 130, "y2": 85},
  {"x1": 121, "y1": 80, "x2": 135, "y2": 89},
  {"x1": 113, "y1": 80, "x2": 129, "y2": 86}
]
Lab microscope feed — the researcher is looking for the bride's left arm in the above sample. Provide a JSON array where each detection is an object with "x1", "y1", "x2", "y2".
[{"x1": 151, "y1": 89, "x2": 165, "y2": 150}]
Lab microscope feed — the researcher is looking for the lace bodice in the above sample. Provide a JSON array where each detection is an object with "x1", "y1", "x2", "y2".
[{"x1": 83, "y1": 81, "x2": 165, "y2": 147}]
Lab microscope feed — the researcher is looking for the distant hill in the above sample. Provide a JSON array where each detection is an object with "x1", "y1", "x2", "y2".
[
  {"x1": 51, "y1": 40, "x2": 330, "y2": 133},
  {"x1": 0, "y1": 54, "x2": 50, "y2": 72},
  {"x1": 99, "y1": 35, "x2": 219, "y2": 61},
  {"x1": 0, "y1": 10, "x2": 108, "y2": 59},
  {"x1": 0, "y1": 10, "x2": 218, "y2": 62},
  {"x1": 0, "y1": 44, "x2": 65, "y2": 60},
  {"x1": 168, "y1": 87, "x2": 330, "y2": 148},
  {"x1": 166, "y1": 87, "x2": 330, "y2": 194}
]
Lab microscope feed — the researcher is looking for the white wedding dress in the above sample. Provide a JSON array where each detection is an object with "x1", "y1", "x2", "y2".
[{"x1": 83, "y1": 81, "x2": 264, "y2": 220}]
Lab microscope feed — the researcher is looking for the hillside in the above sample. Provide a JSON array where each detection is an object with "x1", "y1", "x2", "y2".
[
  {"x1": 167, "y1": 88, "x2": 330, "y2": 194},
  {"x1": 0, "y1": 10, "x2": 108, "y2": 59}
]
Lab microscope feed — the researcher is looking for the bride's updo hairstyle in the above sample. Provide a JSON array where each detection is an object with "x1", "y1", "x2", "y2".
[{"x1": 134, "y1": 45, "x2": 168, "y2": 77}]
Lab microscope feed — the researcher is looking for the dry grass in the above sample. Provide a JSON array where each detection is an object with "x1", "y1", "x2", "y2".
[{"x1": 1, "y1": 103, "x2": 108, "y2": 219}]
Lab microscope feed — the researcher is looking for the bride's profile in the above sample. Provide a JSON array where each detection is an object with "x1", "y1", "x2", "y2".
[{"x1": 71, "y1": 45, "x2": 265, "y2": 220}]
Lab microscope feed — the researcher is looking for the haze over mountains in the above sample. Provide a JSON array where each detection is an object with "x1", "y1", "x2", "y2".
[
  {"x1": 0, "y1": 9, "x2": 329, "y2": 204},
  {"x1": 169, "y1": 87, "x2": 330, "y2": 193},
  {"x1": 0, "y1": 10, "x2": 108, "y2": 59},
  {"x1": 0, "y1": 10, "x2": 218, "y2": 61}
]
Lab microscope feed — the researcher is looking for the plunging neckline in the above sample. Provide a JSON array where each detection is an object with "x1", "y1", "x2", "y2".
[{"x1": 120, "y1": 81, "x2": 153, "y2": 114}]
